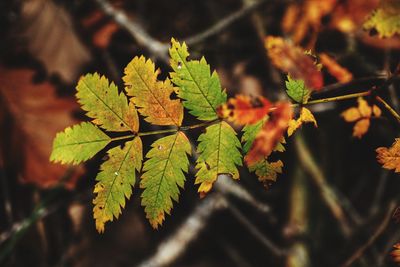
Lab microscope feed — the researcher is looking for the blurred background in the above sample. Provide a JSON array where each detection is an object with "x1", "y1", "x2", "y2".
[{"x1": 1, "y1": 0, "x2": 400, "y2": 266}]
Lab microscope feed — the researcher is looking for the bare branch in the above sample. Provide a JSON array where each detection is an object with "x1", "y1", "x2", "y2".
[
  {"x1": 94, "y1": 0, "x2": 268, "y2": 61},
  {"x1": 340, "y1": 202, "x2": 396, "y2": 267},
  {"x1": 184, "y1": 0, "x2": 267, "y2": 46},
  {"x1": 227, "y1": 199, "x2": 287, "y2": 257},
  {"x1": 215, "y1": 174, "x2": 273, "y2": 217},
  {"x1": 94, "y1": 0, "x2": 169, "y2": 61},
  {"x1": 137, "y1": 193, "x2": 228, "y2": 267},
  {"x1": 294, "y1": 135, "x2": 352, "y2": 237}
]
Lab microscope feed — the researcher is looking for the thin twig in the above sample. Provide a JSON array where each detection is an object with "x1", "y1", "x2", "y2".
[
  {"x1": 95, "y1": 0, "x2": 268, "y2": 61},
  {"x1": 376, "y1": 96, "x2": 400, "y2": 123},
  {"x1": 340, "y1": 201, "x2": 396, "y2": 267},
  {"x1": 94, "y1": 0, "x2": 169, "y2": 61},
  {"x1": 215, "y1": 174, "x2": 274, "y2": 219},
  {"x1": 226, "y1": 199, "x2": 287, "y2": 257},
  {"x1": 184, "y1": 0, "x2": 267, "y2": 46},
  {"x1": 294, "y1": 135, "x2": 352, "y2": 237},
  {"x1": 137, "y1": 193, "x2": 228, "y2": 267},
  {"x1": 285, "y1": 166, "x2": 310, "y2": 267}
]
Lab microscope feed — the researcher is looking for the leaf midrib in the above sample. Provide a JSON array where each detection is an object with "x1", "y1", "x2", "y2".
[
  {"x1": 80, "y1": 79, "x2": 132, "y2": 131},
  {"x1": 150, "y1": 133, "x2": 180, "y2": 219},
  {"x1": 103, "y1": 141, "x2": 135, "y2": 214},
  {"x1": 175, "y1": 49, "x2": 217, "y2": 115},
  {"x1": 129, "y1": 63, "x2": 180, "y2": 126}
]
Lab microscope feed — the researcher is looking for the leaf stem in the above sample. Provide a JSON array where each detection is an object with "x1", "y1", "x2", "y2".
[
  {"x1": 304, "y1": 91, "x2": 371, "y2": 106},
  {"x1": 111, "y1": 119, "x2": 221, "y2": 140},
  {"x1": 110, "y1": 134, "x2": 136, "y2": 141},
  {"x1": 375, "y1": 96, "x2": 400, "y2": 123}
]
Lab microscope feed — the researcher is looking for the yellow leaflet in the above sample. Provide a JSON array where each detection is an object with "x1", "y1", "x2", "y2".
[
  {"x1": 123, "y1": 56, "x2": 183, "y2": 126},
  {"x1": 140, "y1": 132, "x2": 191, "y2": 228},
  {"x1": 76, "y1": 73, "x2": 139, "y2": 132},
  {"x1": 341, "y1": 97, "x2": 381, "y2": 138},
  {"x1": 287, "y1": 107, "x2": 317, "y2": 136},
  {"x1": 377, "y1": 138, "x2": 400, "y2": 173},
  {"x1": 93, "y1": 137, "x2": 142, "y2": 233}
]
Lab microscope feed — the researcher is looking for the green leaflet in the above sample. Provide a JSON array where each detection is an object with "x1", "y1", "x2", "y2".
[
  {"x1": 169, "y1": 38, "x2": 227, "y2": 121},
  {"x1": 123, "y1": 56, "x2": 183, "y2": 126},
  {"x1": 195, "y1": 121, "x2": 242, "y2": 194},
  {"x1": 76, "y1": 73, "x2": 139, "y2": 132},
  {"x1": 140, "y1": 132, "x2": 191, "y2": 228},
  {"x1": 285, "y1": 75, "x2": 311, "y2": 104},
  {"x1": 249, "y1": 159, "x2": 283, "y2": 188},
  {"x1": 93, "y1": 137, "x2": 142, "y2": 233},
  {"x1": 50, "y1": 122, "x2": 111, "y2": 165},
  {"x1": 242, "y1": 117, "x2": 267, "y2": 154}
]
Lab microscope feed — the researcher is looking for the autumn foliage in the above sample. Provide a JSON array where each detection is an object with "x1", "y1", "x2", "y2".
[{"x1": 2, "y1": 0, "x2": 400, "y2": 266}]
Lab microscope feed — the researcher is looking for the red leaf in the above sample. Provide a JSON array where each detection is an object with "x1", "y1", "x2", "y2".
[
  {"x1": 245, "y1": 102, "x2": 293, "y2": 165},
  {"x1": 218, "y1": 95, "x2": 272, "y2": 125}
]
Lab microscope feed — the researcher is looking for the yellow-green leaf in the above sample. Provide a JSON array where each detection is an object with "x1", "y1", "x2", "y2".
[
  {"x1": 364, "y1": 1, "x2": 400, "y2": 38},
  {"x1": 93, "y1": 137, "x2": 143, "y2": 233},
  {"x1": 169, "y1": 38, "x2": 227, "y2": 121},
  {"x1": 195, "y1": 121, "x2": 242, "y2": 195},
  {"x1": 123, "y1": 56, "x2": 183, "y2": 126},
  {"x1": 287, "y1": 107, "x2": 317, "y2": 136},
  {"x1": 76, "y1": 73, "x2": 139, "y2": 132},
  {"x1": 140, "y1": 132, "x2": 191, "y2": 228},
  {"x1": 285, "y1": 75, "x2": 312, "y2": 104},
  {"x1": 249, "y1": 159, "x2": 283, "y2": 188},
  {"x1": 50, "y1": 122, "x2": 111, "y2": 165}
]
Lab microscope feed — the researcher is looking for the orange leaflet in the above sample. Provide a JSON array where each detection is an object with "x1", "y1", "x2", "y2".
[
  {"x1": 341, "y1": 97, "x2": 381, "y2": 138},
  {"x1": 265, "y1": 36, "x2": 323, "y2": 90},
  {"x1": 218, "y1": 95, "x2": 272, "y2": 125},
  {"x1": 245, "y1": 102, "x2": 293, "y2": 165},
  {"x1": 320, "y1": 53, "x2": 353, "y2": 83},
  {"x1": 282, "y1": 0, "x2": 337, "y2": 44},
  {"x1": 392, "y1": 243, "x2": 400, "y2": 264},
  {"x1": 376, "y1": 138, "x2": 400, "y2": 173}
]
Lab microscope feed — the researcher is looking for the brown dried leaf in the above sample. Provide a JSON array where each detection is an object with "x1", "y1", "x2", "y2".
[{"x1": 0, "y1": 67, "x2": 82, "y2": 188}]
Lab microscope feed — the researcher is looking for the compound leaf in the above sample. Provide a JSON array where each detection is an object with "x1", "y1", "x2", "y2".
[
  {"x1": 50, "y1": 122, "x2": 110, "y2": 165},
  {"x1": 195, "y1": 121, "x2": 242, "y2": 195},
  {"x1": 169, "y1": 38, "x2": 227, "y2": 121},
  {"x1": 376, "y1": 138, "x2": 400, "y2": 173},
  {"x1": 140, "y1": 132, "x2": 191, "y2": 228},
  {"x1": 123, "y1": 56, "x2": 183, "y2": 126},
  {"x1": 76, "y1": 73, "x2": 139, "y2": 132},
  {"x1": 93, "y1": 137, "x2": 143, "y2": 233},
  {"x1": 341, "y1": 97, "x2": 381, "y2": 138}
]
